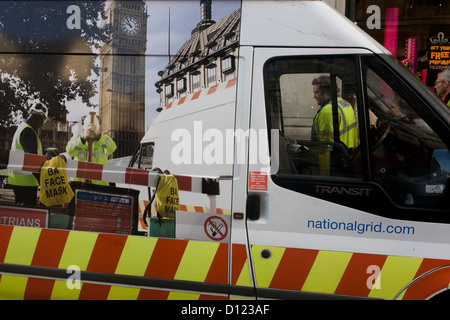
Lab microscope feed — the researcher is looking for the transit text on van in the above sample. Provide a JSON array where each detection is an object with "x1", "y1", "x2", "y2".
[{"x1": 315, "y1": 185, "x2": 372, "y2": 196}]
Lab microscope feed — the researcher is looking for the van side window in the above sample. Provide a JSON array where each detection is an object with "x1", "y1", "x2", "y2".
[
  {"x1": 264, "y1": 55, "x2": 449, "y2": 215},
  {"x1": 129, "y1": 142, "x2": 154, "y2": 170},
  {"x1": 363, "y1": 57, "x2": 449, "y2": 208},
  {"x1": 139, "y1": 142, "x2": 154, "y2": 170},
  {"x1": 264, "y1": 57, "x2": 362, "y2": 179}
]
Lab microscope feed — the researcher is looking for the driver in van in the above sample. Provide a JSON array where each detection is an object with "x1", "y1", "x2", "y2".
[{"x1": 311, "y1": 76, "x2": 358, "y2": 149}]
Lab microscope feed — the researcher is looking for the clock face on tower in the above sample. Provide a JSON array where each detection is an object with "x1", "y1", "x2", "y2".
[{"x1": 121, "y1": 16, "x2": 140, "y2": 36}]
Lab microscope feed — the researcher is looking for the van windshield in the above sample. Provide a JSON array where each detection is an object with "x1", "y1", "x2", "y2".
[{"x1": 366, "y1": 69, "x2": 443, "y2": 150}]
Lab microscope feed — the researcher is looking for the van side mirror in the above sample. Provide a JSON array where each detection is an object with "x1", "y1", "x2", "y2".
[{"x1": 202, "y1": 178, "x2": 220, "y2": 195}]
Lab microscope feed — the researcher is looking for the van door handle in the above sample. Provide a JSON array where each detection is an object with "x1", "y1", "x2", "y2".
[{"x1": 246, "y1": 194, "x2": 260, "y2": 221}]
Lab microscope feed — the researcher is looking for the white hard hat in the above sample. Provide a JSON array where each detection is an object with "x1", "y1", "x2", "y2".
[{"x1": 29, "y1": 103, "x2": 49, "y2": 119}]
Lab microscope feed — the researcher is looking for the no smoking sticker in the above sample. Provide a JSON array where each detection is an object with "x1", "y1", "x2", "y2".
[{"x1": 204, "y1": 216, "x2": 228, "y2": 241}]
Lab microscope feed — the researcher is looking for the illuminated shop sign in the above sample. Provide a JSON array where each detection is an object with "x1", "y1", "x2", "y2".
[{"x1": 429, "y1": 32, "x2": 450, "y2": 70}]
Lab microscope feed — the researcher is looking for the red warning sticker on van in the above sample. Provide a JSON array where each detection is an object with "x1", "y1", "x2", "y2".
[{"x1": 249, "y1": 172, "x2": 268, "y2": 191}]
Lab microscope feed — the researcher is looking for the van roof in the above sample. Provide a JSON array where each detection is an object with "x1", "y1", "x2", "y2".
[{"x1": 240, "y1": 0, "x2": 389, "y2": 53}]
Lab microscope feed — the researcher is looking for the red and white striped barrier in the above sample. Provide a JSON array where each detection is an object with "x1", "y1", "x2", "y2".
[{"x1": 7, "y1": 150, "x2": 218, "y2": 194}]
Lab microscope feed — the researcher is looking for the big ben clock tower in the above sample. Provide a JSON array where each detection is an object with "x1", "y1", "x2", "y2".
[{"x1": 99, "y1": 0, "x2": 148, "y2": 158}]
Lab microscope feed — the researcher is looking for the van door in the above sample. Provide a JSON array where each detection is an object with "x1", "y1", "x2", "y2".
[{"x1": 244, "y1": 47, "x2": 450, "y2": 300}]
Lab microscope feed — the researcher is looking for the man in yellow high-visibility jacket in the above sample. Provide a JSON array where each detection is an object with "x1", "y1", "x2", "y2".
[
  {"x1": 66, "y1": 114, "x2": 116, "y2": 185},
  {"x1": 8, "y1": 103, "x2": 48, "y2": 205},
  {"x1": 311, "y1": 76, "x2": 358, "y2": 149},
  {"x1": 311, "y1": 76, "x2": 357, "y2": 176}
]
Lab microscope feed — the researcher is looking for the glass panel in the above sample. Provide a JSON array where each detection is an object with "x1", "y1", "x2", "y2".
[
  {"x1": 364, "y1": 57, "x2": 449, "y2": 208},
  {"x1": 206, "y1": 65, "x2": 217, "y2": 86},
  {"x1": 0, "y1": 0, "x2": 240, "y2": 233},
  {"x1": 264, "y1": 56, "x2": 362, "y2": 179},
  {"x1": 139, "y1": 142, "x2": 154, "y2": 170}
]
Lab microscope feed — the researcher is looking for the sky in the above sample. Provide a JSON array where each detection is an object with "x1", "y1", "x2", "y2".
[{"x1": 66, "y1": 0, "x2": 241, "y2": 130}]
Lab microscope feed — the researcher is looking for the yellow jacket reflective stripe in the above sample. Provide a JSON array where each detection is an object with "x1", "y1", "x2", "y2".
[
  {"x1": 66, "y1": 134, "x2": 117, "y2": 185},
  {"x1": 313, "y1": 97, "x2": 357, "y2": 149},
  {"x1": 8, "y1": 122, "x2": 43, "y2": 187}
]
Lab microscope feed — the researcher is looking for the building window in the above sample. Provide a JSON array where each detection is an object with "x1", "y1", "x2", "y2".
[
  {"x1": 179, "y1": 57, "x2": 187, "y2": 70},
  {"x1": 206, "y1": 63, "x2": 216, "y2": 86},
  {"x1": 225, "y1": 31, "x2": 236, "y2": 46},
  {"x1": 165, "y1": 83, "x2": 174, "y2": 98},
  {"x1": 191, "y1": 72, "x2": 201, "y2": 92},
  {"x1": 206, "y1": 41, "x2": 217, "y2": 55},
  {"x1": 177, "y1": 78, "x2": 187, "y2": 93},
  {"x1": 222, "y1": 56, "x2": 235, "y2": 74},
  {"x1": 222, "y1": 55, "x2": 235, "y2": 81},
  {"x1": 167, "y1": 63, "x2": 175, "y2": 76},
  {"x1": 192, "y1": 50, "x2": 201, "y2": 63}
]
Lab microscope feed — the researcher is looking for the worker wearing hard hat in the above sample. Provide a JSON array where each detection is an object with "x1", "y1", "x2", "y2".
[
  {"x1": 8, "y1": 103, "x2": 48, "y2": 205},
  {"x1": 65, "y1": 113, "x2": 116, "y2": 185}
]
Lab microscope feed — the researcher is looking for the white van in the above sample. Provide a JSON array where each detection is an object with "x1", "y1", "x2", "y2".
[
  {"x1": 130, "y1": 0, "x2": 450, "y2": 300},
  {"x1": 1, "y1": 0, "x2": 449, "y2": 301}
]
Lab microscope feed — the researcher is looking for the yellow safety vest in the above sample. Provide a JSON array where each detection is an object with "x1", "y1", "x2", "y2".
[
  {"x1": 8, "y1": 122, "x2": 43, "y2": 187},
  {"x1": 313, "y1": 97, "x2": 358, "y2": 149},
  {"x1": 66, "y1": 134, "x2": 117, "y2": 185}
]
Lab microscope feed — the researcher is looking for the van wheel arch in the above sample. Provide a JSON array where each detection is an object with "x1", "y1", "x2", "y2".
[{"x1": 428, "y1": 288, "x2": 450, "y2": 301}]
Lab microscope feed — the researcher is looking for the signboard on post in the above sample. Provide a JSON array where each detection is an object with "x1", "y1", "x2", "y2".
[
  {"x1": 74, "y1": 191, "x2": 133, "y2": 234},
  {"x1": 71, "y1": 182, "x2": 139, "y2": 235}
]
